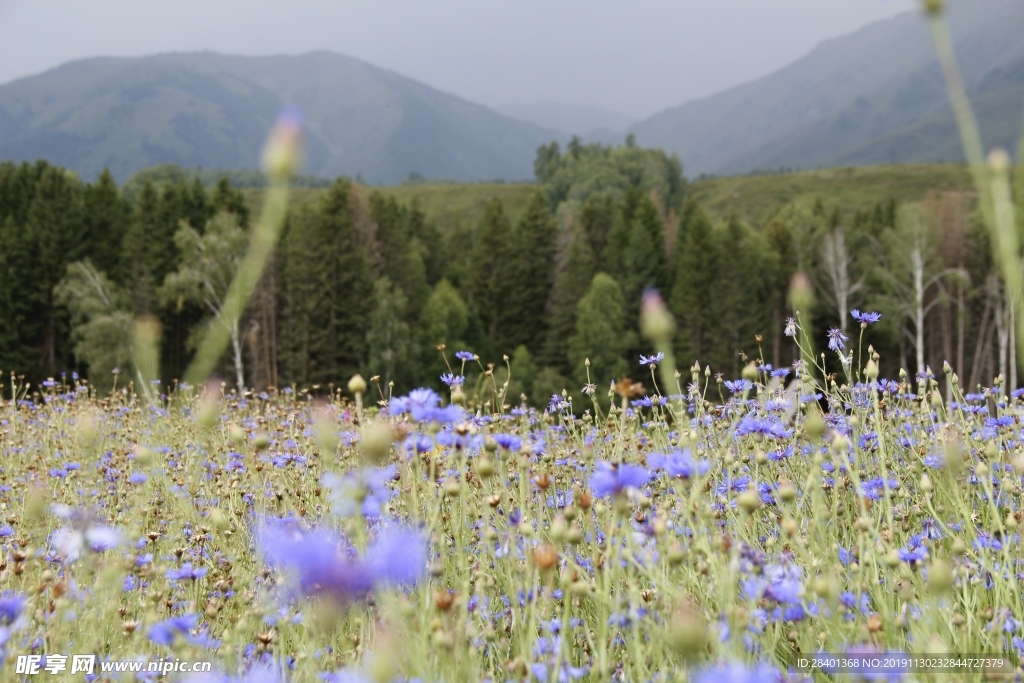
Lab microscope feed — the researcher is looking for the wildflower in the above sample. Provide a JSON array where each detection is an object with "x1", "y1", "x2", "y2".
[
  {"x1": 322, "y1": 466, "x2": 396, "y2": 518},
  {"x1": 647, "y1": 450, "x2": 709, "y2": 479},
  {"x1": 581, "y1": 383, "x2": 597, "y2": 396},
  {"x1": 389, "y1": 388, "x2": 463, "y2": 424},
  {"x1": 256, "y1": 518, "x2": 426, "y2": 602},
  {"x1": 827, "y1": 327, "x2": 848, "y2": 352},
  {"x1": 50, "y1": 506, "x2": 122, "y2": 562},
  {"x1": 784, "y1": 318, "x2": 798, "y2": 337},
  {"x1": 548, "y1": 395, "x2": 569, "y2": 413},
  {"x1": 692, "y1": 662, "x2": 782, "y2": 683},
  {"x1": 771, "y1": 368, "x2": 791, "y2": 378},
  {"x1": 454, "y1": 351, "x2": 476, "y2": 362},
  {"x1": 589, "y1": 461, "x2": 650, "y2": 498},
  {"x1": 165, "y1": 563, "x2": 209, "y2": 582},
  {"x1": 723, "y1": 379, "x2": 752, "y2": 394},
  {"x1": 851, "y1": 309, "x2": 882, "y2": 326},
  {"x1": 736, "y1": 416, "x2": 791, "y2": 439},
  {"x1": 639, "y1": 352, "x2": 665, "y2": 368},
  {"x1": 0, "y1": 595, "x2": 25, "y2": 624},
  {"x1": 148, "y1": 614, "x2": 201, "y2": 646},
  {"x1": 440, "y1": 373, "x2": 464, "y2": 388}
]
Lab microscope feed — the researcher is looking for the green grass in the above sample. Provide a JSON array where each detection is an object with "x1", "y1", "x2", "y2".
[
  {"x1": 247, "y1": 164, "x2": 977, "y2": 235},
  {"x1": 688, "y1": 164, "x2": 976, "y2": 226}
]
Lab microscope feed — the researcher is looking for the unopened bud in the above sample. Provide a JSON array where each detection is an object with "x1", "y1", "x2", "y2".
[
  {"x1": 788, "y1": 272, "x2": 815, "y2": 313},
  {"x1": 640, "y1": 289, "x2": 676, "y2": 341},
  {"x1": 927, "y1": 558, "x2": 954, "y2": 593},
  {"x1": 347, "y1": 374, "x2": 367, "y2": 395},
  {"x1": 359, "y1": 422, "x2": 394, "y2": 465},
  {"x1": 261, "y1": 107, "x2": 304, "y2": 181}
]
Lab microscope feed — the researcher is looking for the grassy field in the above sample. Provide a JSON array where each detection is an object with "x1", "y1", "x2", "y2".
[
  {"x1": 0, "y1": 323, "x2": 1021, "y2": 681},
  {"x1": 247, "y1": 164, "x2": 977, "y2": 235}
]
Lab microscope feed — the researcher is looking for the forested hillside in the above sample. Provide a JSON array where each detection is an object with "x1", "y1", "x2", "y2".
[{"x1": 0, "y1": 139, "x2": 1011, "y2": 405}]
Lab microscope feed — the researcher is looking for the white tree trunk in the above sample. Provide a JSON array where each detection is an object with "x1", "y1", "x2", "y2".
[
  {"x1": 230, "y1": 318, "x2": 245, "y2": 393},
  {"x1": 912, "y1": 247, "x2": 925, "y2": 378}
]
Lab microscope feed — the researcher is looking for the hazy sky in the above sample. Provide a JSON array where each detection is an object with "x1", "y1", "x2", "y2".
[{"x1": 0, "y1": 0, "x2": 917, "y2": 120}]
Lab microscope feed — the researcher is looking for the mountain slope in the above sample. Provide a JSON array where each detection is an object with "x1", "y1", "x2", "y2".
[
  {"x1": 630, "y1": 0, "x2": 1024, "y2": 175},
  {"x1": 0, "y1": 51, "x2": 559, "y2": 184}
]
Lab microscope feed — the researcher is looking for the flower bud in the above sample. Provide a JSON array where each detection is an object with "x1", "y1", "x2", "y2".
[
  {"x1": 742, "y1": 363, "x2": 758, "y2": 382},
  {"x1": 347, "y1": 374, "x2": 367, "y2": 395},
  {"x1": 788, "y1": 272, "x2": 815, "y2": 313},
  {"x1": 640, "y1": 288, "x2": 676, "y2": 342},
  {"x1": 667, "y1": 605, "x2": 708, "y2": 659},
  {"x1": 261, "y1": 107, "x2": 304, "y2": 181},
  {"x1": 927, "y1": 558, "x2": 954, "y2": 593},
  {"x1": 359, "y1": 422, "x2": 394, "y2": 465}
]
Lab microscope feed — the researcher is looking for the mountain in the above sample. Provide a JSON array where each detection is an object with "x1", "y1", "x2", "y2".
[
  {"x1": 629, "y1": 0, "x2": 1024, "y2": 176},
  {"x1": 493, "y1": 102, "x2": 635, "y2": 137},
  {"x1": 0, "y1": 51, "x2": 561, "y2": 184}
]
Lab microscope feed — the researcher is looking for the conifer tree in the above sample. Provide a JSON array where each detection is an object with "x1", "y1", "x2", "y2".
[
  {"x1": 580, "y1": 194, "x2": 614, "y2": 271},
  {"x1": 542, "y1": 219, "x2": 596, "y2": 374},
  {"x1": 121, "y1": 179, "x2": 161, "y2": 313},
  {"x1": 669, "y1": 201, "x2": 718, "y2": 368},
  {"x1": 278, "y1": 179, "x2": 373, "y2": 387},
  {"x1": 28, "y1": 165, "x2": 86, "y2": 373},
  {"x1": 567, "y1": 273, "x2": 635, "y2": 394},
  {"x1": 211, "y1": 177, "x2": 250, "y2": 227},
  {"x1": 366, "y1": 277, "x2": 416, "y2": 391},
  {"x1": 370, "y1": 192, "x2": 429, "y2": 315},
  {"x1": 505, "y1": 190, "x2": 557, "y2": 354},
  {"x1": 418, "y1": 278, "x2": 470, "y2": 386},
  {"x1": 467, "y1": 198, "x2": 515, "y2": 350},
  {"x1": 82, "y1": 169, "x2": 129, "y2": 280}
]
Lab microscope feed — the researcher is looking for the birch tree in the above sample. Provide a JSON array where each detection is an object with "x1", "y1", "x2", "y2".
[{"x1": 161, "y1": 211, "x2": 248, "y2": 391}]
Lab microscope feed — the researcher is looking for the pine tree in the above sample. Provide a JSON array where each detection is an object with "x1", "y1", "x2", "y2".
[
  {"x1": 580, "y1": 194, "x2": 614, "y2": 271},
  {"x1": 542, "y1": 219, "x2": 596, "y2": 374},
  {"x1": 505, "y1": 190, "x2": 557, "y2": 354},
  {"x1": 467, "y1": 198, "x2": 515, "y2": 351},
  {"x1": 121, "y1": 179, "x2": 161, "y2": 313},
  {"x1": 669, "y1": 201, "x2": 718, "y2": 368},
  {"x1": 370, "y1": 192, "x2": 429, "y2": 315},
  {"x1": 28, "y1": 165, "x2": 86, "y2": 374},
  {"x1": 82, "y1": 169, "x2": 129, "y2": 280},
  {"x1": 604, "y1": 188, "x2": 667, "y2": 314},
  {"x1": 366, "y1": 277, "x2": 416, "y2": 390},
  {"x1": 211, "y1": 177, "x2": 250, "y2": 227},
  {"x1": 278, "y1": 179, "x2": 373, "y2": 387},
  {"x1": 567, "y1": 273, "x2": 635, "y2": 394},
  {"x1": 418, "y1": 278, "x2": 470, "y2": 386}
]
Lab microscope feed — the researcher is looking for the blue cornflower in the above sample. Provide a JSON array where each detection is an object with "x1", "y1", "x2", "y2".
[
  {"x1": 827, "y1": 327, "x2": 848, "y2": 352},
  {"x1": 692, "y1": 662, "x2": 782, "y2": 683},
  {"x1": 647, "y1": 449, "x2": 709, "y2": 479},
  {"x1": 639, "y1": 352, "x2": 664, "y2": 368},
  {"x1": 736, "y1": 416, "x2": 791, "y2": 439},
  {"x1": 589, "y1": 461, "x2": 650, "y2": 498},
  {"x1": 0, "y1": 595, "x2": 25, "y2": 625},
  {"x1": 770, "y1": 368, "x2": 791, "y2": 378},
  {"x1": 454, "y1": 351, "x2": 475, "y2": 362},
  {"x1": 440, "y1": 373, "x2": 464, "y2": 388},
  {"x1": 548, "y1": 394, "x2": 569, "y2": 413},
  {"x1": 148, "y1": 614, "x2": 200, "y2": 646},
  {"x1": 322, "y1": 466, "x2": 396, "y2": 518},
  {"x1": 256, "y1": 518, "x2": 426, "y2": 602},
  {"x1": 165, "y1": 563, "x2": 209, "y2": 582},
  {"x1": 851, "y1": 309, "x2": 882, "y2": 325},
  {"x1": 723, "y1": 379, "x2": 752, "y2": 394},
  {"x1": 492, "y1": 434, "x2": 523, "y2": 451},
  {"x1": 389, "y1": 388, "x2": 463, "y2": 424}
]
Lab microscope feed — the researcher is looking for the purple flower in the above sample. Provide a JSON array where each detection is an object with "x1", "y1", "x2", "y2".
[
  {"x1": 647, "y1": 450, "x2": 709, "y2": 479},
  {"x1": 182, "y1": 662, "x2": 287, "y2": 683},
  {"x1": 784, "y1": 318, "x2": 797, "y2": 337},
  {"x1": 440, "y1": 373, "x2": 464, "y2": 388},
  {"x1": 492, "y1": 434, "x2": 523, "y2": 451},
  {"x1": 454, "y1": 351, "x2": 476, "y2": 362},
  {"x1": 639, "y1": 352, "x2": 665, "y2": 367},
  {"x1": 723, "y1": 379, "x2": 752, "y2": 394},
  {"x1": 589, "y1": 461, "x2": 650, "y2": 498},
  {"x1": 692, "y1": 662, "x2": 783, "y2": 683},
  {"x1": 0, "y1": 595, "x2": 25, "y2": 625},
  {"x1": 165, "y1": 563, "x2": 209, "y2": 582},
  {"x1": 322, "y1": 466, "x2": 396, "y2": 518},
  {"x1": 851, "y1": 309, "x2": 882, "y2": 326},
  {"x1": 148, "y1": 614, "x2": 200, "y2": 646},
  {"x1": 548, "y1": 394, "x2": 569, "y2": 413},
  {"x1": 827, "y1": 328, "x2": 848, "y2": 352},
  {"x1": 736, "y1": 416, "x2": 792, "y2": 439},
  {"x1": 389, "y1": 388, "x2": 463, "y2": 424},
  {"x1": 257, "y1": 519, "x2": 426, "y2": 602}
]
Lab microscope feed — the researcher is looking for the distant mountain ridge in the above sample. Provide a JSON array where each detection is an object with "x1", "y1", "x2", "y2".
[
  {"x1": 628, "y1": 0, "x2": 1024, "y2": 175},
  {"x1": 0, "y1": 51, "x2": 560, "y2": 184}
]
